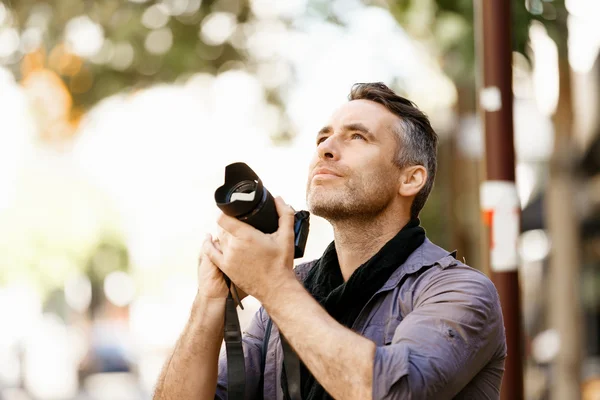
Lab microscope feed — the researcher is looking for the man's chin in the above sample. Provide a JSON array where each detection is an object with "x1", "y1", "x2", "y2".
[{"x1": 308, "y1": 201, "x2": 351, "y2": 221}]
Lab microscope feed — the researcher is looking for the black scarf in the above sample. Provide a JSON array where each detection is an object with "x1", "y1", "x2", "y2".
[{"x1": 297, "y1": 219, "x2": 425, "y2": 400}]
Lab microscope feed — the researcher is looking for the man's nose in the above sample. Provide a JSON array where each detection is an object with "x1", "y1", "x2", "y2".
[{"x1": 317, "y1": 136, "x2": 340, "y2": 161}]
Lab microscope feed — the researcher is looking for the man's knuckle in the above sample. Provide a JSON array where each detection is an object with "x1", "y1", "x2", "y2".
[{"x1": 230, "y1": 238, "x2": 242, "y2": 250}]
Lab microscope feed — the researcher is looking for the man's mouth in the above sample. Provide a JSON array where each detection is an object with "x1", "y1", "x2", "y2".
[{"x1": 313, "y1": 167, "x2": 342, "y2": 179}]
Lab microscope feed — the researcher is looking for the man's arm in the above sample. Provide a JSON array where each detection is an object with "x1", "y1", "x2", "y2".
[
  {"x1": 371, "y1": 267, "x2": 506, "y2": 399},
  {"x1": 153, "y1": 236, "x2": 230, "y2": 400},
  {"x1": 153, "y1": 294, "x2": 225, "y2": 400},
  {"x1": 264, "y1": 266, "x2": 505, "y2": 400},
  {"x1": 262, "y1": 279, "x2": 376, "y2": 400}
]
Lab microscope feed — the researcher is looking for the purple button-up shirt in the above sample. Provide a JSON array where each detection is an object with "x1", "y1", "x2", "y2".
[{"x1": 216, "y1": 238, "x2": 507, "y2": 399}]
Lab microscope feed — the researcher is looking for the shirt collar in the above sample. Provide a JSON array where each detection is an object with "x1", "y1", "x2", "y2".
[
  {"x1": 295, "y1": 238, "x2": 457, "y2": 289},
  {"x1": 377, "y1": 238, "x2": 457, "y2": 291}
]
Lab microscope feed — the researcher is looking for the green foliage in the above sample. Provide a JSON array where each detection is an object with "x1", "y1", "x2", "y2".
[
  {"x1": 4, "y1": 0, "x2": 252, "y2": 109},
  {"x1": 383, "y1": 0, "x2": 539, "y2": 87},
  {"x1": 2, "y1": 0, "x2": 570, "y2": 118}
]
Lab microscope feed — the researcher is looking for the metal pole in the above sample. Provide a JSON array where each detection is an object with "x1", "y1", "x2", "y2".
[{"x1": 476, "y1": 1, "x2": 524, "y2": 399}]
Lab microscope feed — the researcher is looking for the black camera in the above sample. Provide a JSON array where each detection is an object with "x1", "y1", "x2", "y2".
[{"x1": 214, "y1": 162, "x2": 310, "y2": 258}]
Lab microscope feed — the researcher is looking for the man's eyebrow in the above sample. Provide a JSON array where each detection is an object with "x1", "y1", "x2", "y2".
[
  {"x1": 343, "y1": 123, "x2": 371, "y2": 135},
  {"x1": 316, "y1": 123, "x2": 376, "y2": 139},
  {"x1": 343, "y1": 123, "x2": 376, "y2": 140},
  {"x1": 317, "y1": 126, "x2": 332, "y2": 137}
]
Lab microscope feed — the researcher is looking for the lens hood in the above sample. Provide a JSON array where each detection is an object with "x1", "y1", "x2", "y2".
[
  {"x1": 215, "y1": 162, "x2": 279, "y2": 233},
  {"x1": 215, "y1": 162, "x2": 266, "y2": 217}
]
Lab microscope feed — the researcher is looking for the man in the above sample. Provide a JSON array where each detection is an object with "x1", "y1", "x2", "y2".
[{"x1": 153, "y1": 82, "x2": 507, "y2": 399}]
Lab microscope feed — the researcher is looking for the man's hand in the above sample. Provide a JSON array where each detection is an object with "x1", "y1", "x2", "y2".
[
  {"x1": 199, "y1": 235, "x2": 249, "y2": 302},
  {"x1": 204, "y1": 196, "x2": 297, "y2": 302},
  {"x1": 197, "y1": 235, "x2": 229, "y2": 299}
]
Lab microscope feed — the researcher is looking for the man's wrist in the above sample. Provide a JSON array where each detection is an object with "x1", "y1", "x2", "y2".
[
  {"x1": 191, "y1": 293, "x2": 226, "y2": 332},
  {"x1": 260, "y1": 273, "x2": 305, "y2": 311}
]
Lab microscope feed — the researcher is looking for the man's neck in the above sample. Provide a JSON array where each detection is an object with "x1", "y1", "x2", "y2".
[{"x1": 331, "y1": 211, "x2": 411, "y2": 281}]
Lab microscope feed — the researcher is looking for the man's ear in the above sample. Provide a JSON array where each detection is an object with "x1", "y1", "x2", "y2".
[{"x1": 398, "y1": 165, "x2": 427, "y2": 197}]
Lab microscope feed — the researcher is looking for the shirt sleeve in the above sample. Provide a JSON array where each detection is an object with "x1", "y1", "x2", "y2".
[
  {"x1": 372, "y1": 266, "x2": 506, "y2": 400},
  {"x1": 216, "y1": 306, "x2": 267, "y2": 400}
]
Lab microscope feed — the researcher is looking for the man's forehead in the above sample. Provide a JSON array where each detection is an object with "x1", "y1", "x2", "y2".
[{"x1": 326, "y1": 99, "x2": 398, "y2": 129}]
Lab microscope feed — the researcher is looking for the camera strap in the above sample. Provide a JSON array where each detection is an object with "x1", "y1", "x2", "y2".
[
  {"x1": 281, "y1": 335, "x2": 302, "y2": 400},
  {"x1": 223, "y1": 278, "x2": 302, "y2": 400},
  {"x1": 224, "y1": 276, "x2": 246, "y2": 400}
]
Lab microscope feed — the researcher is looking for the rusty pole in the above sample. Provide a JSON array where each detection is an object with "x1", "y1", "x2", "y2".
[{"x1": 476, "y1": 1, "x2": 524, "y2": 399}]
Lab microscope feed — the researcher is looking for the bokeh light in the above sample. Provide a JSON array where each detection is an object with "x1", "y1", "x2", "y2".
[
  {"x1": 200, "y1": 12, "x2": 238, "y2": 46},
  {"x1": 145, "y1": 28, "x2": 174, "y2": 55},
  {"x1": 104, "y1": 271, "x2": 136, "y2": 307},
  {"x1": 142, "y1": 5, "x2": 170, "y2": 30},
  {"x1": 0, "y1": 27, "x2": 19, "y2": 58},
  {"x1": 65, "y1": 16, "x2": 105, "y2": 58}
]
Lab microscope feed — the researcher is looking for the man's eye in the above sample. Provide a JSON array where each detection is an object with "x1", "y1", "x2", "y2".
[
  {"x1": 351, "y1": 133, "x2": 366, "y2": 140},
  {"x1": 316, "y1": 137, "x2": 327, "y2": 145}
]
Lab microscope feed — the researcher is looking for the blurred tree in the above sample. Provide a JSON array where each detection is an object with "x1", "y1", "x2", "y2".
[
  {"x1": 1, "y1": 0, "x2": 303, "y2": 142},
  {"x1": 383, "y1": 0, "x2": 536, "y2": 106},
  {"x1": 7, "y1": 0, "x2": 251, "y2": 107}
]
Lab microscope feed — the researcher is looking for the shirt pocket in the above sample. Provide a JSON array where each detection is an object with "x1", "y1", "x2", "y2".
[{"x1": 384, "y1": 314, "x2": 404, "y2": 345}]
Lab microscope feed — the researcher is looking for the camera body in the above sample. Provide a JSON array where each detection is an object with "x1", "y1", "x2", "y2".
[{"x1": 215, "y1": 162, "x2": 310, "y2": 258}]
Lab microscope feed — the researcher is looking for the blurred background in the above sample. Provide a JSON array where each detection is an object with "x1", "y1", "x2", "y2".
[{"x1": 0, "y1": 0, "x2": 599, "y2": 399}]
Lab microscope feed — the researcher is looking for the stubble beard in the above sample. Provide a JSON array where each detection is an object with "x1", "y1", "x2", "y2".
[{"x1": 306, "y1": 175, "x2": 395, "y2": 223}]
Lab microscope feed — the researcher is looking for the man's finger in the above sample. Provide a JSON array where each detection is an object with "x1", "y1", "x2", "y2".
[
  {"x1": 199, "y1": 234, "x2": 212, "y2": 263},
  {"x1": 203, "y1": 235, "x2": 225, "y2": 268},
  {"x1": 213, "y1": 237, "x2": 222, "y2": 252},
  {"x1": 274, "y1": 196, "x2": 295, "y2": 240},
  {"x1": 216, "y1": 228, "x2": 231, "y2": 250},
  {"x1": 217, "y1": 212, "x2": 255, "y2": 237}
]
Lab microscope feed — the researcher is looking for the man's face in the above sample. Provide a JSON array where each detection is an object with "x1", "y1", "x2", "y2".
[{"x1": 306, "y1": 99, "x2": 402, "y2": 221}]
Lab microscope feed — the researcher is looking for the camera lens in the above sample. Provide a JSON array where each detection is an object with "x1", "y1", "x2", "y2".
[
  {"x1": 215, "y1": 163, "x2": 278, "y2": 233},
  {"x1": 215, "y1": 162, "x2": 310, "y2": 254},
  {"x1": 226, "y1": 180, "x2": 257, "y2": 202}
]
